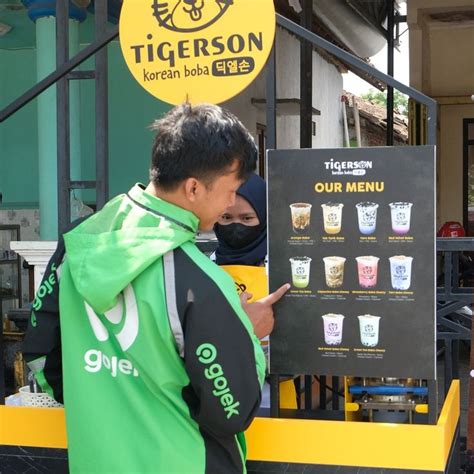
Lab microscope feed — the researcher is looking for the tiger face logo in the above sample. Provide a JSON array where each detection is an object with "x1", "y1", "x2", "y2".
[
  {"x1": 328, "y1": 323, "x2": 338, "y2": 334},
  {"x1": 364, "y1": 324, "x2": 374, "y2": 334},
  {"x1": 152, "y1": 0, "x2": 233, "y2": 33},
  {"x1": 395, "y1": 265, "x2": 406, "y2": 276},
  {"x1": 362, "y1": 265, "x2": 373, "y2": 276}
]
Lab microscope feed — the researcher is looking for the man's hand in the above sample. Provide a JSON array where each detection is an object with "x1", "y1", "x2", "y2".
[{"x1": 240, "y1": 284, "x2": 290, "y2": 339}]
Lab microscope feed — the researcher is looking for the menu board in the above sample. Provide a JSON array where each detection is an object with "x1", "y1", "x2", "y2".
[{"x1": 268, "y1": 146, "x2": 436, "y2": 379}]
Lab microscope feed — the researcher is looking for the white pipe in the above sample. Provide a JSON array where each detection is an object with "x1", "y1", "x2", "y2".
[
  {"x1": 353, "y1": 98, "x2": 362, "y2": 147},
  {"x1": 342, "y1": 98, "x2": 350, "y2": 147}
]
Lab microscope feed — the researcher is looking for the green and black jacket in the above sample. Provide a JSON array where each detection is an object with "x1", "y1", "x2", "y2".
[{"x1": 23, "y1": 184, "x2": 266, "y2": 474}]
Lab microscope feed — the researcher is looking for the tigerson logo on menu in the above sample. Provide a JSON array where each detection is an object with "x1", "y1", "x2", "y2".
[
  {"x1": 324, "y1": 159, "x2": 373, "y2": 176},
  {"x1": 119, "y1": 0, "x2": 276, "y2": 105}
]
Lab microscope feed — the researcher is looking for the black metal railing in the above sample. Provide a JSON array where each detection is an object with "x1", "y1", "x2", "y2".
[
  {"x1": 437, "y1": 238, "x2": 474, "y2": 399},
  {"x1": 0, "y1": 1, "x2": 119, "y2": 234}
]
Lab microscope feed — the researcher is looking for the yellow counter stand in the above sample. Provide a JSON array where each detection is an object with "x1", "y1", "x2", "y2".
[{"x1": 0, "y1": 381, "x2": 460, "y2": 473}]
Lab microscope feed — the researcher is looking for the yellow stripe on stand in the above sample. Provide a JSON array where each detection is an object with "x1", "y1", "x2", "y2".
[
  {"x1": 344, "y1": 376, "x2": 361, "y2": 422},
  {"x1": 0, "y1": 379, "x2": 460, "y2": 471},
  {"x1": 246, "y1": 380, "x2": 460, "y2": 471},
  {"x1": 438, "y1": 379, "x2": 461, "y2": 465},
  {"x1": 0, "y1": 406, "x2": 67, "y2": 449}
]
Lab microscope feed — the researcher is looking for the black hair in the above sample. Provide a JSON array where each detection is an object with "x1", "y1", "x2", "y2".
[{"x1": 150, "y1": 103, "x2": 257, "y2": 190}]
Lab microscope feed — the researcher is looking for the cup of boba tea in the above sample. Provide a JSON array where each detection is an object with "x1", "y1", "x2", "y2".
[
  {"x1": 358, "y1": 314, "x2": 381, "y2": 347},
  {"x1": 322, "y1": 313, "x2": 345, "y2": 345},
  {"x1": 389, "y1": 255, "x2": 413, "y2": 290},
  {"x1": 389, "y1": 202, "x2": 413, "y2": 235},
  {"x1": 356, "y1": 202, "x2": 379, "y2": 235},
  {"x1": 289, "y1": 203, "x2": 312, "y2": 234},
  {"x1": 321, "y1": 202, "x2": 344, "y2": 234},
  {"x1": 289, "y1": 256, "x2": 312, "y2": 288},
  {"x1": 323, "y1": 256, "x2": 346, "y2": 288},
  {"x1": 356, "y1": 256, "x2": 379, "y2": 288}
]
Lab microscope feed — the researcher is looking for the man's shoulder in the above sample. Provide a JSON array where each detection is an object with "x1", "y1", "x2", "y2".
[
  {"x1": 176, "y1": 242, "x2": 220, "y2": 273},
  {"x1": 174, "y1": 243, "x2": 235, "y2": 290}
]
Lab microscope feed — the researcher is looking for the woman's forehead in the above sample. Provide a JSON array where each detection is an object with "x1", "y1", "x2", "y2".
[{"x1": 227, "y1": 195, "x2": 257, "y2": 214}]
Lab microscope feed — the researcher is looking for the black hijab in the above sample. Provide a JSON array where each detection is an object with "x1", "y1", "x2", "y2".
[{"x1": 214, "y1": 174, "x2": 267, "y2": 266}]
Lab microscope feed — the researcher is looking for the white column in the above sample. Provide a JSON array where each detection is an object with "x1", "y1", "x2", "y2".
[{"x1": 10, "y1": 241, "x2": 57, "y2": 292}]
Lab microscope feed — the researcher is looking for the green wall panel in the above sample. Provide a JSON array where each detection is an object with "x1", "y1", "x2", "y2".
[
  {"x1": 1, "y1": 22, "x2": 170, "y2": 209},
  {"x1": 0, "y1": 48, "x2": 38, "y2": 208},
  {"x1": 79, "y1": 41, "x2": 170, "y2": 204}
]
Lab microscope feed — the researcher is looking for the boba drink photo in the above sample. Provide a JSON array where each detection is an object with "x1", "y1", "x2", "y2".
[
  {"x1": 389, "y1": 255, "x2": 413, "y2": 290},
  {"x1": 389, "y1": 202, "x2": 413, "y2": 235},
  {"x1": 356, "y1": 256, "x2": 379, "y2": 288},
  {"x1": 322, "y1": 313, "x2": 345, "y2": 345},
  {"x1": 289, "y1": 256, "x2": 312, "y2": 288},
  {"x1": 358, "y1": 314, "x2": 381, "y2": 347},
  {"x1": 356, "y1": 202, "x2": 379, "y2": 235},
  {"x1": 323, "y1": 256, "x2": 346, "y2": 288},
  {"x1": 321, "y1": 202, "x2": 344, "y2": 234},
  {"x1": 290, "y1": 203, "x2": 312, "y2": 234}
]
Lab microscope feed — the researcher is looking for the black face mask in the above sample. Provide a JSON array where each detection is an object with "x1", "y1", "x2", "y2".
[{"x1": 214, "y1": 223, "x2": 265, "y2": 249}]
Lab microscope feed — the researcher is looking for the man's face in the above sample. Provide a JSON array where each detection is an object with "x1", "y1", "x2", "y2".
[{"x1": 193, "y1": 162, "x2": 243, "y2": 231}]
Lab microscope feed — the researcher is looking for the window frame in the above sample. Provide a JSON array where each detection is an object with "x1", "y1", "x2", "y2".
[{"x1": 462, "y1": 118, "x2": 474, "y2": 234}]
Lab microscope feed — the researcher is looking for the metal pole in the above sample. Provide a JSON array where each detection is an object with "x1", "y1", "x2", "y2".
[
  {"x1": 300, "y1": 0, "x2": 312, "y2": 149},
  {"x1": 265, "y1": 43, "x2": 277, "y2": 415},
  {"x1": 275, "y1": 13, "x2": 438, "y2": 152},
  {"x1": 427, "y1": 102, "x2": 437, "y2": 147},
  {"x1": 95, "y1": 0, "x2": 109, "y2": 210},
  {"x1": 332, "y1": 376, "x2": 339, "y2": 410},
  {"x1": 444, "y1": 339, "x2": 453, "y2": 400},
  {"x1": 319, "y1": 375, "x2": 327, "y2": 409},
  {"x1": 265, "y1": 45, "x2": 277, "y2": 151},
  {"x1": 56, "y1": 0, "x2": 71, "y2": 234},
  {"x1": 428, "y1": 379, "x2": 438, "y2": 425},
  {"x1": 341, "y1": 97, "x2": 350, "y2": 147},
  {"x1": 304, "y1": 375, "x2": 312, "y2": 410},
  {"x1": 415, "y1": 102, "x2": 421, "y2": 145},
  {"x1": 353, "y1": 98, "x2": 362, "y2": 147},
  {"x1": 386, "y1": 0, "x2": 395, "y2": 146},
  {"x1": 270, "y1": 374, "x2": 280, "y2": 418},
  {"x1": 275, "y1": 14, "x2": 437, "y2": 110},
  {"x1": 0, "y1": 28, "x2": 118, "y2": 124}
]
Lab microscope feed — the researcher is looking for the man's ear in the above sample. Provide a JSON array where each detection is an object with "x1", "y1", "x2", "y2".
[{"x1": 183, "y1": 177, "x2": 201, "y2": 203}]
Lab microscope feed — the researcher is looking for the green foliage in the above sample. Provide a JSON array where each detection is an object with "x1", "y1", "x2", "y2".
[
  {"x1": 361, "y1": 88, "x2": 409, "y2": 117},
  {"x1": 468, "y1": 163, "x2": 474, "y2": 206}
]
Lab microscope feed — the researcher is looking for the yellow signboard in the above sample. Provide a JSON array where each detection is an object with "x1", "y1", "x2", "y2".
[{"x1": 119, "y1": 0, "x2": 276, "y2": 105}]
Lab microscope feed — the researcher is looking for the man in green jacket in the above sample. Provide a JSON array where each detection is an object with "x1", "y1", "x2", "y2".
[{"x1": 24, "y1": 103, "x2": 288, "y2": 473}]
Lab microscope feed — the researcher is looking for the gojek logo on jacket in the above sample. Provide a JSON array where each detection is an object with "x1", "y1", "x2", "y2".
[
  {"x1": 196, "y1": 343, "x2": 240, "y2": 419},
  {"x1": 83, "y1": 284, "x2": 140, "y2": 378}
]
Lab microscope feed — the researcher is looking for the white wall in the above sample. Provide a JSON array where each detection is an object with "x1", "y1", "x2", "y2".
[
  {"x1": 276, "y1": 28, "x2": 344, "y2": 150},
  {"x1": 223, "y1": 27, "x2": 344, "y2": 151}
]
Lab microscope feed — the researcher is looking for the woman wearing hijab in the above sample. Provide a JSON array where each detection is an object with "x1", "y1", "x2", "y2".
[
  {"x1": 213, "y1": 174, "x2": 297, "y2": 409},
  {"x1": 214, "y1": 173, "x2": 267, "y2": 266},
  {"x1": 213, "y1": 173, "x2": 269, "y2": 302}
]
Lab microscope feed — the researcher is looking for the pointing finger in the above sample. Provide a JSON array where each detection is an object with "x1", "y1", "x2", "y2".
[{"x1": 265, "y1": 283, "x2": 291, "y2": 305}]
